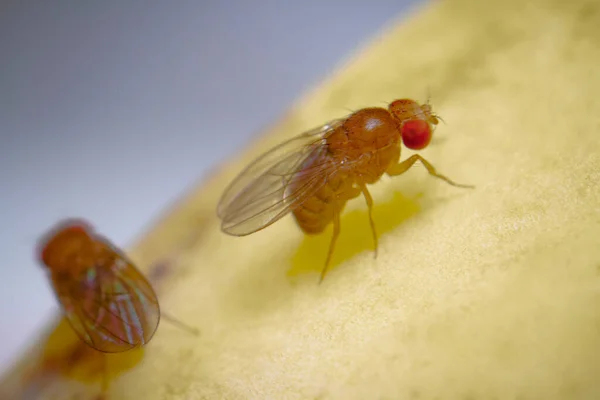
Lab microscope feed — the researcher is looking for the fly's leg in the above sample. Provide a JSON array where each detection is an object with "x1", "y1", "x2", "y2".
[
  {"x1": 319, "y1": 202, "x2": 341, "y2": 284},
  {"x1": 358, "y1": 183, "x2": 378, "y2": 258},
  {"x1": 97, "y1": 354, "x2": 108, "y2": 400},
  {"x1": 161, "y1": 311, "x2": 200, "y2": 336},
  {"x1": 387, "y1": 154, "x2": 474, "y2": 189}
]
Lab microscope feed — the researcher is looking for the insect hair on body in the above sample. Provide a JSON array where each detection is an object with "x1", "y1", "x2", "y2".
[
  {"x1": 217, "y1": 98, "x2": 474, "y2": 283},
  {"x1": 37, "y1": 218, "x2": 198, "y2": 398}
]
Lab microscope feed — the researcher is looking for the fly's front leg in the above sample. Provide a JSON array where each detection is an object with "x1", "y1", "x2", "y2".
[{"x1": 387, "y1": 154, "x2": 474, "y2": 189}]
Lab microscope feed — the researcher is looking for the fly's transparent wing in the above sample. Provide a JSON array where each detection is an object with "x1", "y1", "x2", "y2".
[
  {"x1": 55, "y1": 252, "x2": 160, "y2": 353},
  {"x1": 217, "y1": 119, "x2": 345, "y2": 236}
]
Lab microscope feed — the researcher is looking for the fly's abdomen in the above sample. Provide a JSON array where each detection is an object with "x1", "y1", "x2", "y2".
[
  {"x1": 292, "y1": 187, "x2": 335, "y2": 234},
  {"x1": 292, "y1": 169, "x2": 353, "y2": 234}
]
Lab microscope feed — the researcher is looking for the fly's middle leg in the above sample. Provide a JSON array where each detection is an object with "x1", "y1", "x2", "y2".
[{"x1": 358, "y1": 183, "x2": 378, "y2": 258}]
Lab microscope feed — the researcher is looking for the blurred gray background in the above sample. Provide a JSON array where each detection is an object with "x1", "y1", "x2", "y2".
[{"x1": 0, "y1": 0, "x2": 419, "y2": 374}]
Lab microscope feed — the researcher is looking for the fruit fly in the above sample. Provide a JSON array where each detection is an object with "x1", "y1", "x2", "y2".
[
  {"x1": 217, "y1": 98, "x2": 473, "y2": 282},
  {"x1": 37, "y1": 218, "x2": 197, "y2": 397}
]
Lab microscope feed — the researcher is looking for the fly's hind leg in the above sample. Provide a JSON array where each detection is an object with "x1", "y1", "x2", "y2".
[
  {"x1": 161, "y1": 311, "x2": 200, "y2": 336},
  {"x1": 318, "y1": 184, "x2": 377, "y2": 283},
  {"x1": 97, "y1": 354, "x2": 109, "y2": 400},
  {"x1": 358, "y1": 183, "x2": 378, "y2": 258},
  {"x1": 387, "y1": 154, "x2": 474, "y2": 189},
  {"x1": 319, "y1": 201, "x2": 341, "y2": 284}
]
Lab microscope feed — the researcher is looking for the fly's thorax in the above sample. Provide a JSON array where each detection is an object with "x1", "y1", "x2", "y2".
[
  {"x1": 325, "y1": 107, "x2": 402, "y2": 183},
  {"x1": 326, "y1": 108, "x2": 400, "y2": 157},
  {"x1": 39, "y1": 225, "x2": 99, "y2": 275}
]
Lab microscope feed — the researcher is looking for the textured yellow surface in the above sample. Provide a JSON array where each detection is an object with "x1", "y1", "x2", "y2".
[{"x1": 2, "y1": 0, "x2": 600, "y2": 398}]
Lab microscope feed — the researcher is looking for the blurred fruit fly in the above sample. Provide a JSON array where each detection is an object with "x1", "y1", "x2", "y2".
[
  {"x1": 37, "y1": 218, "x2": 197, "y2": 397},
  {"x1": 217, "y1": 98, "x2": 473, "y2": 282}
]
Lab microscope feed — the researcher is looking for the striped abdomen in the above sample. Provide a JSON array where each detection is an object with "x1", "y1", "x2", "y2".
[{"x1": 290, "y1": 151, "x2": 354, "y2": 235}]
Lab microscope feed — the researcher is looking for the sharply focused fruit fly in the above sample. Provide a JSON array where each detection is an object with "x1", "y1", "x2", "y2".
[
  {"x1": 217, "y1": 98, "x2": 473, "y2": 282},
  {"x1": 37, "y1": 218, "x2": 196, "y2": 397}
]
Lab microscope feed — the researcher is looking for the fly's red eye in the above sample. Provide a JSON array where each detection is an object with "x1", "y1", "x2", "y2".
[{"x1": 401, "y1": 119, "x2": 432, "y2": 150}]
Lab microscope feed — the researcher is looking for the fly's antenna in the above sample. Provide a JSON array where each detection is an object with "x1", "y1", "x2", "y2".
[
  {"x1": 423, "y1": 86, "x2": 446, "y2": 127},
  {"x1": 379, "y1": 97, "x2": 392, "y2": 107},
  {"x1": 425, "y1": 86, "x2": 432, "y2": 104}
]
